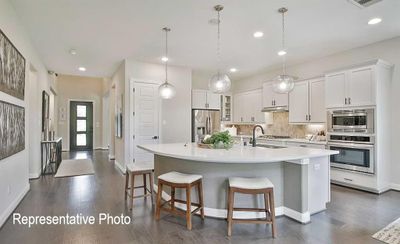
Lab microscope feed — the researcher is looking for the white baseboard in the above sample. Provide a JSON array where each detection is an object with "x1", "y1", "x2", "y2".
[
  {"x1": 29, "y1": 172, "x2": 40, "y2": 179},
  {"x1": 153, "y1": 185, "x2": 309, "y2": 223},
  {"x1": 391, "y1": 183, "x2": 400, "y2": 191},
  {"x1": 108, "y1": 154, "x2": 115, "y2": 160},
  {"x1": 0, "y1": 184, "x2": 30, "y2": 228},
  {"x1": 115, "y1": 160, "x2": 126, "y2": 174}
]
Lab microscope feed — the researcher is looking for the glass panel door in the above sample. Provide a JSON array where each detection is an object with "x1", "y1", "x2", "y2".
[{"x1": 70, "y1": 101, "x2": 93, "y2": 151}]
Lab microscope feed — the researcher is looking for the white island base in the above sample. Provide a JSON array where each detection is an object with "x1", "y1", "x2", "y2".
[{"x1": 139, "y1": 143, "x2": 336, "y2": 224}]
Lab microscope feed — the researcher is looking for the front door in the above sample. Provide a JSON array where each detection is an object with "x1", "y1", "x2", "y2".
[{"x1": 70, "y1": 101, "x2": 93, "y2": 151}]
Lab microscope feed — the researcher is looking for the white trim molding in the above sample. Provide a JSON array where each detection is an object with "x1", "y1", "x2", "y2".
[
  {"x1": 0, "y1": 184, "x2": 30, "y2": 228},
  {"x1": 114, "y1": 160, "x2": 126, "y2": 174},
  {"x1": 29, "y1": 172, "x2": 41, "y2": 179},
  {"x1": 153, "y1": 185, "x2": 310, "y2": 224},
  {"x1": 108, "y1": 154, "x2": 115, "y2": 160},
  {"x1": 391, "y1": 183, "x2": 400, "y2": 191}
]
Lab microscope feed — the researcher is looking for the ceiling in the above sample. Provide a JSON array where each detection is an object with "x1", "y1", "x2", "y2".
[{"x1": 10, "y1": 0, "x2": 400, "y2": 79}]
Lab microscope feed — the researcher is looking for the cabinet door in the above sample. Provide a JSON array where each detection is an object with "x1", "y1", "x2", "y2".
[
  {"x1": 273, "y1": 92, "x2": 289, "y2": 107},
  {"x1": 207, "y1": 92, "x2": 221, "y2": 110},
  {"x1": 309, "y1": 78, "x2": 326, "y2": 123},
  {"x1": 262, "y1": 83, "x2": 275, "y2": 108},
  {"x1": 252, "y1": 90, "x2": 265, "y2": 123},
  {"x1": 348, "y1": 67, "x2": 375, "y2": 106},
  {"x1": 233, "y1": 93, "x2": 244, "y2": 122},
  {"x1": 289, "y1": 81, "x2": 309, "y2": 123},
  {"x1": 325, "y1": 72, "x2": 346, "y2": 108},
  {"x1": 192, "y1": 90, "x2": 207, "y2": 109}
]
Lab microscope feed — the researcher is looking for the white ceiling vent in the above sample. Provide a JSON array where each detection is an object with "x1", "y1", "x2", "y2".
[{"x1": 348, "y1": 0, "x2": 383, "y2": 8}]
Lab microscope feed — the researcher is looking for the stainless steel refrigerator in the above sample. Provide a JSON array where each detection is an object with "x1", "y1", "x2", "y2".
[{"x1": 192, "y1": 109, "x2": 221, "y2": 142}]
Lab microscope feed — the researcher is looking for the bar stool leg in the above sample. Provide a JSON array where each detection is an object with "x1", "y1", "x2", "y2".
[
  {"x1": 197, "y1": 181, "x2": 205, "y2": 220},
  {"x1": 149, "y1": 172, "x2": 154, "y2": 205},
  {"x1": 155, "y1": 181, "x2": 163, "y2": 220},
  {"x1": 264, "y1": 191, "x2": 270, "y2": 221},
  {"x1": 269, "y1": 190, "x2": 276, "y2": 238},
  {"x1": 186, "y1": 185, "x2": 192, "y2": 230},
  {"x1": 171, "y1": 187, "x2": 176, "y2": 211},
  {"x1": 130, "y1": 173, "x2": 135, "y2": 210},
  {"x1": 143, "y1": 173, "x2": 147, "y2": 199},
  {"x1": 124, "y1": 173, "x2": 129, "y2": 200},
  {"x1": 227, "y1": 187, "x2": 234, "y2": 236}
]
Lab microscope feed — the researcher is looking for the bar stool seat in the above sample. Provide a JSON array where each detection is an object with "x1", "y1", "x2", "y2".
[
  {"x1": 155, "y1": 171, "x2": 204, "y2": 230},
  {"x1": 158, "y1": 171, "x2": 202, "y2": 184},
  {"x1": 229, "y1": 177, "x2": 273, "y2": 189},
  {"x1": 124, "y1": 162, "x2": 154, "y2": 210},
  {"x1": 227, "y1": 176, "x2": 276, "y2": 238}
]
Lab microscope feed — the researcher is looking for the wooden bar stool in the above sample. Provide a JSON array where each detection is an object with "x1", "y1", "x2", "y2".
[
  {"x1": 155, "y1": 171, "x2": 204, "y2": 230},
  {"x1": 124, "y1": 162, "x2": 154, "y2": 210},
  {"x1": 227, "y1": 177, "x2": 276, "y2": 238}
]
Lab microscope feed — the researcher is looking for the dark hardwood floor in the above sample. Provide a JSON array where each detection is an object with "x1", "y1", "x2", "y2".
[{"x1": 0, "y1": 150, "x2": 399, "y2": 244}]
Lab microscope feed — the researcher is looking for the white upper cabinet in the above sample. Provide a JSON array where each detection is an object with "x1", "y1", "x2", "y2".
[
  {"x1": 289, "y1": 81, "x2": 309, "y2": 123},
  {"x1": 233, "y1": 89, "x2": 264, "y2": 123},
  {"x1": 207, "y1": 91, "x2": 221, "y2": 110},
  {"x1": 347, "y1": 67, "x2": 375, "y2": 107},
  {"x1": 309, "y1": 78, "x2": 326, "y2": 123},
  {"x1": 289, "y1": 78, "x2": 325, "y2": 124},
  {"x1": 192, "y1": 89, "x2": 221, "y2": 110},
  {"x1": 325, "y1": 66, "x2": 375, "y2": 108},
  {"x1": 325, "y1": 72, "x2": 346, "y2": 108},
  {"x1": 262, "y1": 83, "x2": 289, "y2": 108}
]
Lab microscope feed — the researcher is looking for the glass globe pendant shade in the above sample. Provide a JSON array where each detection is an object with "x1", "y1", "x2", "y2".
[
  {"x1": 158, "y1": 82, "x2": 176, "y2": 99},
  {"x1": 272, "y1": 74, "x2": 295, "y2": 94},
  {"x1": 209, "y1": 73, "x2": 231, "y2": 93}
]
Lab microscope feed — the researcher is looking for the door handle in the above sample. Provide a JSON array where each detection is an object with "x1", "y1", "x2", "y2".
[{"x1": 152, "y1": 136, "x2": 159, "y2": 139}]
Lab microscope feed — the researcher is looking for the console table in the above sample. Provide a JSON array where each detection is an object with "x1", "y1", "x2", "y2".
[{"x1": 41, "y1": 138, "x2": 62, "y2": 176}]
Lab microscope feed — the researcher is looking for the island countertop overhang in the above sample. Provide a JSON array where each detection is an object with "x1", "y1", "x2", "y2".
[{"x1": 138, "y1": 143, "x2": 339, "y2": 164}]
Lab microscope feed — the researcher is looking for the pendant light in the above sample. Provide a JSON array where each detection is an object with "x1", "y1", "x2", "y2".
[
  {"x1": 209, "y1": 5, "x2": 231, "y2": 94},
  {"x1": 272, "y1": 7, "x2": 295, "y2": 94},
  {"x1": 159, "y1": 27, "x2": 176, "y2": 99}
]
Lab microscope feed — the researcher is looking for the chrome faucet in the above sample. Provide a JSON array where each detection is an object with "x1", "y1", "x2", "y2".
[{"x1": 252, "y1": 125, "x2": 265, "y2": 147}]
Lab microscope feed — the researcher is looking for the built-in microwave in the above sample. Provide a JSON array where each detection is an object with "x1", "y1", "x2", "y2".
[{"x1": 327, "y1": 109, "x2": 374, "y2": 133}]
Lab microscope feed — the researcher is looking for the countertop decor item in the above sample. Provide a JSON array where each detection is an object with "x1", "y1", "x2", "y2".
[
  {"x1": 200, "y1": 131, "x2": 234, "y2": 149},
  {"x1": 158, "y1": 27, "x2": 176, "y2": 99},
  {"x1": 272, "y1": 7, "x2": 296, "y2": 94},
  {"x1": 209, "y1": 5, "x2": 231, "y2": 94}
]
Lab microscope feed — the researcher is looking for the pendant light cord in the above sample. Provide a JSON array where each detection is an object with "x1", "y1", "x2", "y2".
[
  {"x1": 217, "y1": 9, "x2": 221, "y2": 76},
  {"x1": 165, "y1": 28, "x2": 169, "y2": 83},
  {"x1": 280, "y1": 8, "x2": 287, "y2": 76}
]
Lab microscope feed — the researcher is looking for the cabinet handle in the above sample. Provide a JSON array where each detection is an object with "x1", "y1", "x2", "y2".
[
  {"x1": 306, "y1": 114, "x2": 308, "y2": 121},
  {"x1": 345, "y1": 98, "x2": 347, "y2": 105},
  {"x1": 309, "y1": 114, "x2": 311, "y2": 121},
  {"x1": 272, "y1": 100, "x2": 274, "y2": 106},
  {"x1": 241, "y1": 117, "x2": 243, "y2": 122},
  {"x1": 348, "y1": 97, "x2": 351, "y2": 105}
]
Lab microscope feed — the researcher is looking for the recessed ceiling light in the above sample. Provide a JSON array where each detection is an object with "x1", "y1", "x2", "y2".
[
  {"x1": 253, "y1": 31, "x2": 264, "y2": 38},
  {"x1": 368, "y1": 18, "x2": 382, "y2": 25},
  {"x1": 69, "y1": 49, "x2": 77, "y2": 55},
  {"x1": 161, "y1": 56, "x2": 168, "y2": 62},
  {"x1": 278, "y1": 50, "x2": 287, "y2": 56},
  {"x1": 229, "y1": 68, "x2": 237, "y2": 73},
  {"x1": 78, "y1": 67, "x2": 86, "y2": 72}
]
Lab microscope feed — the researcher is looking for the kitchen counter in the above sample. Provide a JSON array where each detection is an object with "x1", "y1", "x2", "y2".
[
  {"x1": 138, "y1": 143, "x2": 335, "y2": 164},
  {"x1": 231, "y1": 135, "x2": 327, "y2": 145},
  {"x1": 138, "y1": 143, "x2": 338, "y2": 224}
]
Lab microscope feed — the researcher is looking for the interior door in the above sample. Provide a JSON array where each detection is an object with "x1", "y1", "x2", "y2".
[
  {"x1": 134, "y1": 83, "x2": 160, "y2": 163},
  {"x1": 70, "y1": 101, "x2": 93, "y2": 151}
]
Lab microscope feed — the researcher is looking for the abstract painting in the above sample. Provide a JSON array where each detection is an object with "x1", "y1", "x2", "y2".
[
  {"x1": 0, "y1": 100, "x2": 25, "y2": 160},
  {"x1": 0, "y1": 29, "x2": 26, "y2": 100}
]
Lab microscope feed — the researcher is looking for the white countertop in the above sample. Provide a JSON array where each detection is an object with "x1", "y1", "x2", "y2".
[
  {"x1": 138, "y1": 143, "x2": 338, "y2": 164},
  {"x1": 231, "y1": 136, "x2": 327, "y2": 145}
]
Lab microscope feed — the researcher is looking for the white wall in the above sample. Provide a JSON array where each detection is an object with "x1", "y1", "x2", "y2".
[
  {"x1": 0, "y1": 0, "x2": 51, "y2": 227},
  {"x1": 233, "y1": 36, "x2": 400, "y2": 188}
]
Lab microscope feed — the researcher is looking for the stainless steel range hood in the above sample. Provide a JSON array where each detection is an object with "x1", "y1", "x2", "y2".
[{"x1": 261, "y1": 106, "x2": 288, "y2": 112}]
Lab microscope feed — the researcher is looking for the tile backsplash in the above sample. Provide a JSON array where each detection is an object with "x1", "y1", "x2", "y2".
[{"x1": 225, "y1": 112, "x2": 325, "y2": 138}]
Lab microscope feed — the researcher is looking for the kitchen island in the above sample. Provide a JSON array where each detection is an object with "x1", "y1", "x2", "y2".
[{"x1": 138, "y1": 143, "x2": 338, "y2": 223}]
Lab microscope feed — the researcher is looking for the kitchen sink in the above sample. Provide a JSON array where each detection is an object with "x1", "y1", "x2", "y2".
[{"x1": 256, "y1": 144, "x2": 287, "y2": 149}]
